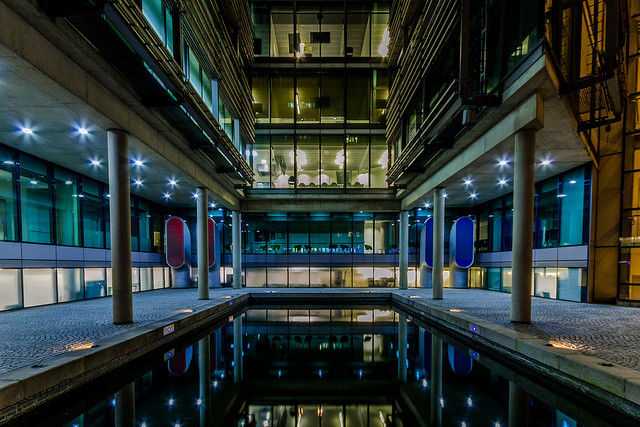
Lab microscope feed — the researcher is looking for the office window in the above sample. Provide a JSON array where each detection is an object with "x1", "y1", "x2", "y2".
[
  {"x1": 290, "y1": 266, "x2": 311, "y2": 287},
  {"x1": 346, "y1": 135, "x2": 369, "y2": 188},
  {"x1": 0, "y1": 147, "x2": 18, "y2": 241},
  {"x1": 253, "y1": 136, "x2": 271, "y2": 188},
  {"x1": 81, "y1": 178, "x2": 105, "y2": 248},
  {"x1": 319, "y1": 11, "x2": 344, "y2": 57},
  {"x1": 309, "y1": 267, "x2": 329, "y2": 287},
  {"x1": 150, "y1": 205, "x2": 164, "y2": 254},
  {"x1": 246, "y1": 213, "x2": 267, "y2": 253},
  {"x1": 132, "y1": 268, "x2": 140, "y2": 293},
  {"x1": 252, "y1": 3, "x2": 270, "y2": 57},
  {"x1": 353, "y1": 211, "x2": 374, "y2": 253},
  {"x1": 288, "y1": 213, "x2": 309, "y2": 253},
  {"x1": 267, "y1": 267, "x2": 288, "y2": 287},
  {"x1": 19, "y1": 155, "x2": 53, "y2": 244},
  {"x1": 252, "y1": 73, "x2": 270, "y2": 123},
  {"x1": 85, "y1": 268, "x2": 106, "y2": 299},
  {"x1": 104, "y1": 185, "x2": 111, "y2": 249},
  {"x1": 296, "y1": 135, "x2": 320, "y2": 188},
  {"x1": 271, "y1": 71, "x2": 294, "y2": 123},
  {"x1": 505, "y1": 0, "x2": 540, "y2": 72},
  {"x1": 23, "y1": 268, "x2": 56, "y2": 307},
  {"x1": 271, "y1": 135, "x2": 294, "y2": 188},
  {"x1": 130, "y1": 197, "x2": 139, "y2": 252},
  {"x1": 0, "y1": 269, "x2": 21, "y2": 311},
  {"x1": 140, "y1": 267, "x2": 153, "y2": 291},
  {"x1": 559, "y1": 169, "x2": 587, "y2": 246},
  {"x1": 246, "y1": 267, "x2": 267, "y2": 287},
  {"x1": 297, "y1": 72, "x2": 320, "y2": 123},
  {"x1": 142, "y1": 0, "x2": 173, "y2": 54},
  {"x1": 153, "y1": 267, "x2": 165, "y2": 289},
  {"x1": 537, "y1": 179, "x2": 559, "y2": 248},
  {"x1": 54, "y1": 168, "x2": 80, "y2": 246},
  {"x1": 375, "y1": 213, "x2": 397, "y2": 253},
  {"x1": 346, "y1": 70, "x2": 370, "y2": 123},
  {"x1": 138, "y1": 199, "x2": 151, "y2": 252},
  {"x1": 57, "y1": 268, "x2": 83, "y2": 302},
  {"x1": 487, "y1": 267, "x2": 501, "y2": 291},
  {"x1": 332, "y1": 213, "x2": 352, "y2": 252},
  {"x1": 320, "y1": 71, "x2": 344, "y2": 123},
  {"x1": 266, "y1": 212, "x2": 287, "y2": 253},
  {"x1": 310, "y1": 212, "x2": 330, "y2": 253},
  {"x1": 370, "y1": 136, "x2": 387, "y2": 188},
  {"x1": 320, "y1": 135, "x2": 344, "y2": 188},
  {"x1": 371, "y1": 12, "x2": 389, "y2": 58},
  {"x1": 372, "y1": 69, "x2": 388, "y2": 124},
  {"x1": 296, "y1": 8, "x2": 320, "y2": 57},
  {"x1": 347, "y1": 11, "x2": 370, "y2": 57},
  {"x1": 270, "y1": 10, "x2": 294, "y2": 57}
]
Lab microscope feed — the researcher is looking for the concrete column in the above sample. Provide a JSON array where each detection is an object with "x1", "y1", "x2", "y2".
[
  {"x1": 197, "y1": 187, "x2": 209, "y2": 299},
  {"x1": 398, "y1": 313, "x2": 407, "y2": 382},
  {"x1": 509, "y1": 382, "x2": 530, "y2": 427},
  {"x1": 399, "y1": 211, "x2": 409, "y2": 289},
  {"x1": 511, "y1": 129, "x2": 536, "y2": 323},
  {"x1": 199, "y1": 335, "x2": 211, "y2": 427},
  {"x1": 430, "y1": 335, "x2": 443, "y2": 427},
  {"x1": 232, "y1": 211, "x2": 242, "y2": 289},
  {"x1": 115, "y1": 382, "x2": 135, "y2": 427},
  {"x1": 432, "y1": 188, "x2": 445, "y2": 300},
  {"x1": 233, "y1": 316, "x2": 243, "y2": 383},
  {"x1": 108, "y1": 130, "x2": 132, "y2": 324}
]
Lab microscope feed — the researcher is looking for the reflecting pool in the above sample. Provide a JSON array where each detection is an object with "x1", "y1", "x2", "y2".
[{"x1": 10, "y1": 308, "x2": 635, "y2": 426}]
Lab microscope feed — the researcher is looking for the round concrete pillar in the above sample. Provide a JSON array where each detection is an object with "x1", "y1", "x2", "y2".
[
  {"x1": 433, "y1": 188, "x2": 446, "y2": 299},
  {"x1": 197, "y1": 187, "x2": 209, "y2": 299}
]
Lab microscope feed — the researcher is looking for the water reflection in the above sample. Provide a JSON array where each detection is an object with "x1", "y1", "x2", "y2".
[{"x1": 34, "y1": 308, "x2": 628, "y2": 427}]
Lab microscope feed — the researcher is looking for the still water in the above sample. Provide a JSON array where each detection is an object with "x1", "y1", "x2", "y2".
[{"x1": 13, "y1": 308, "x2": 634, "y2": 426}]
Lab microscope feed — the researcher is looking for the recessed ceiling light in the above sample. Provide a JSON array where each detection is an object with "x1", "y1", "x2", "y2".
[
  {"x1": 91, "y1": 160, "x2": 100, "y2": 166},
  {"x1": 163, "y1": 193, "x2": 171, "y2": 199},
  {"x1": 442, "y1": 193, "x2": 448, "y2": 198},
  {"x1": 464, "y1": 180, "x2": 472, "y2": 185},
  {"x1": 134, "y1": 180, "x2": 142, "y2": 185},
  {"x1": 22, "y1": 128, "x2": 33, "y2": 134},
  {"x1": 470, "y1": 193, "x2": 477, "y2": 198},
  {"x1": 499, "y1": 160, "x2": 507, "y2": 166},
  {"x1": 569, "y1": 180, "x2": 576, "y2": 184},
  {"x1": 499, "y1": 180, "x2": 507, "y2": 185},
  {"x1": 65, "y1": 180, "x2": 72, "y2": 185},
  {"x1": 193, "y1": 193, "x2": 199, "y2": 198},
  {"x1": 542, "y1": 160, "x2": 551, "y2": 165},
  {"x1": 78, "y1": 128, "x2": 89, "y2": 135},
  {"x1": 261, "y1": 159, "x2": 267, "y2": 165},
  {"x1": 169, "y1": 179, "x2": 177, "y2": 186},
  {"x1": 134, "y1": 160, "x2": 143, "y2": 166},
  {"x1": 30, "y1": 180, "x2": 38, "y2": 185},
  {"x1": 425, "y1": 203, "x2": 431, "y2": 208},
  {"x1": 210, "y1": 203, "x2": 216, "y2": 208},
  {"x1": 252, "y1": 150, "x2": 258, "y2": 156},
  {"x1": 3, "y1": 161, "x2": 14, "y2": 165},
  {"x1": 557, "y1": 194, "x2": 566, "y2": 198}
]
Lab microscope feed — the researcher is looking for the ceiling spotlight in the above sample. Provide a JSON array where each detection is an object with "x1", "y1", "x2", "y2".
[
  {"x1": 134, "y1": 160, "x2": 143, "y2": 166},
  {"x1": 3, "y1": 160, "x2": 14, "y2": 165},
  {"x1": 252, "y1": 150, "x2": 258, "y2": 156},
  {"x1": 65, "y1": 180, "x2": 73, "y2": 185},
  {"x1": 569, "y1": 180, "x2": 576, "y2": 184},
  {"x1": 91, "y1": 160, "x2": 100, "y2": 166},
  {"x1": 541, "y1": 160, "x2": 551, "y2": 165},
  {"x1": 499, "y1": 180, "x2": 507, "y2": 185},
  {"x1": 169, "y1": 179, "x2": 177, "y2": 186},
  {"x1": 163, "y1": 193, "x2": 171, "y2": 199},
  {"x1": 442, "y1": 193, "x2": 448, "y2": 198},
  {"x1": 193, "y1": 193, "x2": 199, "y2": 198},
  {"x1": 134, "y1": 180, "x2": 143, "y2": 185},
  {"x1": 210, "y1": 203, "x2": 216, "y2": 208},
  {"x1": 78, "y1": 128, "x2": 89, "y2": 135},
  {"x1": 22, "y1": 128, "x2": 33, "y2": 134},
  {"x1": 425, "y1": 203, "x2": 431, "y2": 208},
  {"x1": 498, "y1": 160, "x2": 507, "y2": 166},
  {"x1": 464, "y1": 180, "x2": 472, "y2": 185},
  {"x1": 30, "y1": 180, "x2": 38, "y2": 185},
  {"x1": 470, "y1": 193, "x2": 477, "y2": 198}
]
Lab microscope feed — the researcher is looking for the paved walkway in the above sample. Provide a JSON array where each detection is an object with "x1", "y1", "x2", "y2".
[{"x1": 1, "y1": 288, "x2": 639, "y2": 375}]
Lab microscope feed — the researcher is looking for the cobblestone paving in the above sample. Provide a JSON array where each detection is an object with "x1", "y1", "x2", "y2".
[
  {"x1": 0, "y1": 289, "x2": 239, "y2": 375},
  {"x1": 395, "y1": 288, "x2": 640, "y2": 371},
  {"x1": 1, "y1": 288, "x2": 639, "y2": 375}
]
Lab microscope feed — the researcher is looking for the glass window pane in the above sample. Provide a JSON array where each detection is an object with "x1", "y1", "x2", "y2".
[
  {"x1": 534, "y1": 268, "x2": 557, "y2": 298},
  {"x1": 320, "y1": 71, "x2": 344, "y2": 123},
  {"x1": 297, "y1": 11, "x2": 319, "y2": 57},
  {"x1": 559, "y1": 169, "x2": 587, "y2": 246},
  {"x1": 346, "y1": 135, "x2": 369, "y2": 188},
  {"x1": 267, "y1": 266, "x2": 288, "y2": 287},
  {"x1": 246, "y1": 267, "x2": 267, "y2": 287},
  {"x1": 23, "y1": 268, "x2": 56, "y2": 307},
  {"x1": 297, "y1": 72, "x2": 320, "y2": 123},
  {"x1": 371, "y1": 13, "x2": 389, "y2": 58},
  {"x1": 0, "y1": 147, "x2": 18, "y2": 241},
  {"x1": 332, "y1": 212, "x2": 352, "y2": 251},
  {"x1": 81, "y1": 178, "x2": 105, "y2": 248},
  {"x1": 150, "y1": 205, "x2": 164, "y2": 253},
  {"x1": 370, "y1": 136, "x2": 388, "y2": 188},
  {"x1": 557, "y1": 268, "x2": 584, "y2": 302},
  {"x1": 132, "y1": 268, "x2": 140, "y2": 292},
  {"x1": 309, "y1": 267, "x2": 329, "y2": 287},
  {"x1": 271, "y1": 135, "x2": 295, "y2": 188},
  {"x1": 0, "y1": 269, "x2": 21, "y2": 310},
  {"x1": 347, "y1": 12, "x2": 370, "y2": 57},
  {"x1": 54, "y1": 169, "x2": 80, "y2": 246},
  {"x1": 288, "y1": 213, "x2": 309, "y2": 252},
  {"x1": 85, "y1": 268, "x2": 106, "y2": 299},
  {"x1": 246, "y1": 213, "x2": 267, "y2": 253},
  {"x1": 57, "y1": 268, "x2": 83, "y2": 302},
  {"x1": 20, "y1": 155, "x2": 53, "y2": 244},
  {"x1": 188, "y1": 48, "x2": 202, "y2": 95},
  {"x1": 346, "y1": 70, "x2": 370, "y2": 123},
  {"x1": 487, "y1": 267, "x2": 501, "y2": 290},
  {"x1": 505, "y1": 0, "x2": 540, "y2": 73},
  {"x1": 310, "y1": 212, "x2": 330, "y2": 253},
  {"x1": 372, "y1": 69, "x2": 388, "y2": 124},
  {"x1": 332, "y1": 267, "x2": 352, "y2": 287},
  {"x1": 353, "y1": 266, "x2": 373, "y2": 287},
  {"x1": 130, "y1": 197, "x2": 139, "y2": 252},
  {"x1": 153, "y1": 267, "x2": 164, "y2": 289},
  {"x1": 138, "y1": 199, "x2": 150, "y2": 252},
  {"x1": 252, "y1": 3, "x2": 270, "y2": 57},
  {"x1": 267, "y1": 212, "x2": 287, "y2": 253},
  {"x1": 320, "y1": 135, "x2": 344, "y2": 188},
  {"x1": 271, "y1": 71, "x2": 294, "y2": 123},
  {"x1": 252, "y1": 72, "x2": 270, "y2": 123},
  {"x1": 320, "y1": 12, "x2": 344, "y2": 57},
  {"x1": 537, "y1": 179, "x2": 558, "y2": 248},
  {"x1": 296, "y1": 135, "x2": 320, "y2": 188},
  {"x1": 142, "y1": 0, "x2": 165, "y2": 43},
  {"x1": 270, "y1": 12, "x2": 294, "y2": 57},
  {"x1": 290, "y1": 266, "x2": 310, "y2": 287},
  {"x1": 375, "y1": 213, "x2": 396, "y2": 253},
  {"x1": 253, "y1": 136, "x2": 271, "y2": 188},
  {"x1": 140, "y1": 267, "x2": 153, "y2": 291}
]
